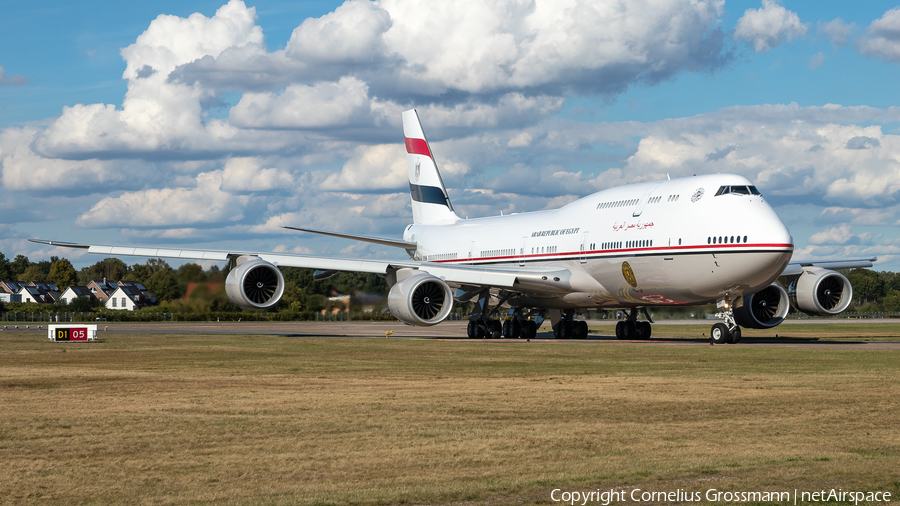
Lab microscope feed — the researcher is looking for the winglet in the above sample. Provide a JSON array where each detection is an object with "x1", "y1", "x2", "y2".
[{"x1": 28, "y1": 239, "x2": 91, "y2": 249}]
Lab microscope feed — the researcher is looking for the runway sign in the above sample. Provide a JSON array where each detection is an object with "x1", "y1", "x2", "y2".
[{"x1": 48, "y1": 325, "x2": 98, "y2": 342}]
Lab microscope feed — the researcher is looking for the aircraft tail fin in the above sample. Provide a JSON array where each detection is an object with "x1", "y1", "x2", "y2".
[{"x1": 402, "y1": 109, "x2": 459, "y2": 224}]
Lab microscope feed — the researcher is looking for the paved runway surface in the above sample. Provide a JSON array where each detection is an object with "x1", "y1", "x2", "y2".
[{"x1": 7, "y1": 320, "x2": 900, "y2": 348}]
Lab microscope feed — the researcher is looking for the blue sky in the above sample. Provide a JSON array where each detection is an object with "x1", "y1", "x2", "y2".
[{"x1": 2, "y1": 0, "x2": 900, "y2": 270}]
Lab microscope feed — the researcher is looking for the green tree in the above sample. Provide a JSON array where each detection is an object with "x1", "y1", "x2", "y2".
[
  {"x1": 146, "y1": 269, "x2": 180, "y2": 302},
  {"x1": 177, "y1": 263, "x2": 205, "y2": 284},
  {"x1": 0, "y1": 252, "x2": 12, "y2": 280},
  {"x1": 69, "y1": 295, "x2": 95, "y2": 312},
  {"x1": 49, "y1": 258, "x2": 77, "y2": 288},
  {"x1": 10, "y1": 254, "x2": 30, "y2": 279},
  {"x1": 206, "y1": 264, "x2": 226, "y2": 283},
  {"x1": 83, "y1": 258, "x2": 128, "y2": 283},
  {"x1": 19, "y1": 264, "x2": 46, "y2": 282},
  {"x1": 35, "y1": 256, "x2": 56, "y2": 279},
  {"x1": 129, "y1": 258, "x2": 174, "y2": 284},
  {"x1": 847, "y1": 268, "x2": 883, "y2": 303},
  {"x1": 128, "y1": 263, "x2": 153, "y2": 284}
]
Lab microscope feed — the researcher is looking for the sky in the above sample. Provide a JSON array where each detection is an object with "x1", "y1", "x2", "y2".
[{"x1": 2, "y1": 0, "x2": 900, "y2": 271}]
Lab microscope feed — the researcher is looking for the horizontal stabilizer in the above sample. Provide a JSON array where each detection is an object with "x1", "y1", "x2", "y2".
[{"x1": 282, "y1": 226, "x2": 417, "y2": 250}]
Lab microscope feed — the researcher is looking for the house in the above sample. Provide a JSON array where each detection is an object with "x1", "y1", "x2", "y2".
[
  {"x1": 0, "y1": 281, "x2": 27, "y2": 294},
  {"x1": 29, "y1": 281, "x2": 60, "y2": 292},
  {"x1": 324, "y1": 293, "x2": 385, "y2": 314},
  {"x1": 105, "y1": 285, "x2": 157, "y2": 310},
  {"x1": 87, "y1": 280, "x2": 116, "y2": 302},
  {"x1": 118, "y1": 281, "x2": 157, "y2": 305},
  {"x1": 184, "y1": 282, "x2": 223, "y2": 299},
  {"x1": 17, "y1": 286, "x2": 50, "y2": 304},
  {"x1": 58, "y1": 286, "x2": 98, "y2": 305}
]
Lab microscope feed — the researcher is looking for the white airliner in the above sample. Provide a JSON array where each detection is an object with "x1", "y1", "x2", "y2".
[{"x1": 32, "y1": 109, "x2": 875, "y2": 343}]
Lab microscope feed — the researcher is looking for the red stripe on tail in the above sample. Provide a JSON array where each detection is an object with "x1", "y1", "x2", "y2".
[{"x1": 405, "y1": 137, "x2": 431, "y2": 157}]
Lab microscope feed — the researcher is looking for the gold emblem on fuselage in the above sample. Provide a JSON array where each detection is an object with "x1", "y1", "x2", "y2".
[{"x1": 622, "y1": 261, "x2": 637, "y2": 287}]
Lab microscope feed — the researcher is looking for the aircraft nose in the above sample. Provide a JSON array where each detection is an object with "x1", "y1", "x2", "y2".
[{"x1": 760, "y1": 214, "x2": 793, "y2": 249}]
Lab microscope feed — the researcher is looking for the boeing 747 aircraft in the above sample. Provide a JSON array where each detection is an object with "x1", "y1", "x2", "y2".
[{"x1": 32, "y1": 109, "x2": 875, "y2": 343}]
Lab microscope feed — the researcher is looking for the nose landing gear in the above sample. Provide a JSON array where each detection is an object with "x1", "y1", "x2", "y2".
[{"x1": 710, "y1": 297, "x2": 742, "y2": 344}]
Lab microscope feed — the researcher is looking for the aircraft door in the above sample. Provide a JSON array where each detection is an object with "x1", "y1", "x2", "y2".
[
  {"x1": 519, "y1": 237, "x2": 527, "y2": 267},
  {"x1": 633, "y1": 183, "x2": 662, "y2": 217},
  {"x1": 580, "y1": 232, "x2": 589, "y2": 264}
]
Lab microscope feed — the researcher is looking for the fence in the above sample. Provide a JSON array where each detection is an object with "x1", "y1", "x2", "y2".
[{"x1": 3, "y1": 310, "x2": 899, "y2": 324}]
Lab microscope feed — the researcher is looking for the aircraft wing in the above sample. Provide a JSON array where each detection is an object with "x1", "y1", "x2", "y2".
[
  {"x1": 28, "y1": 239, "x2": 587, "y2": 294},
  {"x1": 281, "y1": 226, "x2": 417, "y2": 250},
  {"x1": 781, "y1": 257, "x2": 877, "y2": 277}
]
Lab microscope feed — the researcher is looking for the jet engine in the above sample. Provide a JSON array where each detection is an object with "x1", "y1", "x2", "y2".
[
  {"x1": 387, "y1": 271, "x2": 453, "y2": 326},
  {"x1": 788, "y1": 267, "x2": 852, "y2": 316},
  {"x1": 734, "y1": 283, "x2": 790, "y2": 329},
  {"x1": 225, "y1": 256, "x2": 285, "y2": 310}
]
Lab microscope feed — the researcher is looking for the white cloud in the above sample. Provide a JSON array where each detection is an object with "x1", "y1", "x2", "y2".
[
  {"x1": 175, "y1": 0, "x2": 728, "y2": 98},
  {"x1": 607, "y1": 104, "x2": 900, "y2": 210},
  {"x1": 0, "y1": 127, "x2": 150, "y2": 191},
  {"x1": 320, "y1": 144, "x2": 408, "y2": 191},
  {"x1": 229, "y1": 77, "x2": 380, "y2": 130},
  {"x1": 285, "y1": 0, "x2": 393, "y2": 66},
  {"x1": 809, "y1": 224, "x2": 856, "y2": 245},
  {"x1": 734, "y1": 0, "x2": 808, "y2": 52},
  {"x1": 75, "y1": 171, "x2": 251, "y2": 227},
  {"x1": 29, "y1": 0, "x2": 264, "y2": 159},
  {"x1": 219, "y1": 157, "x2": 294, "y2": 192},
  {"x1": 818, "y1": 18, "x2": 854, "y2": 47},
  {"x1": 272, "y1": 244, "x2": 314, "y2": 255},
  {"x1": 856, "y1": 8, "x2": 900, "y2": 63},
  {"x1": 0, "y1": 65, "x2": 28, "y2": 86},
  {"x1": 809, "y1": 52, "x2": 825, "y2": 70}
]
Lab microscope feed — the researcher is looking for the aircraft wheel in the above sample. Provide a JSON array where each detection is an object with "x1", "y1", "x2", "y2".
[
  {"x1": 615, "y1": 321, "x2": 625, "y2": 339},
  {"x1": 522, "y1": 320, "x2": 537, "y2": 339},
  {"x1": 490, "y1": 320, "x2": 502, "y2": 339},
  {"x1": 561, "y1": 320, "x2": 573, "y2": 339},
  {"x1": 641, "y1": 321, "x2": 652, "y2": 339},
  {"x1": 511, "y1": 319, "x2": 522, "y2": 338},
  {"x1": 467, "y1": 320, "x2": 477, "y2": 339},
  {"x1": 502, "y1": 320, "x2": 510, "y2": 338},
  {"x1": 634, "y1": 321, "x2": 646, "y2": 339},
  {"x1": 574, "y1": 320, "x2": 589, "y2": 339},
  {"x1": 710, "y1": 323, "x2": 730, "y2": 344},
  {"x1": 731, "y1": 327, "x2": 742, "y2": 344}
]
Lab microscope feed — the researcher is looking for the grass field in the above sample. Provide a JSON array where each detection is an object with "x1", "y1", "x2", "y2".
[
  {"x1": 1, "y1": 325, "x2": 899, "y2": 505},
  {"x1": 587, "y1": 321, "x2": 900, "y2": 341}
]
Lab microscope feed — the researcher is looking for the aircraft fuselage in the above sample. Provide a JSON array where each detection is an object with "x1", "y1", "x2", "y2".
[{"x1": 405, "y1": 173, "x2": 793, "y2": 309}]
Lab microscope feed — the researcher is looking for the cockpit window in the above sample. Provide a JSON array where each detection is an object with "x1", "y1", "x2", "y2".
[{"x1": 715, "y1": 185, "x2": 762, "y2": 196}]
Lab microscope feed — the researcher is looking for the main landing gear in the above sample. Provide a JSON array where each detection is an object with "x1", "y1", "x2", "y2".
[
  {"x1": 614, "y1": 308, "x2": 653, "y2": 340},
  {"x1": 710, "y1": 298, "x2": 742, "y2": 344},
  {"x1": 552, "y1": 310, "x2": 589, "y2": 339},
  {"x1": 466, "y1": 291, "x2": 538, "y2": 339}
]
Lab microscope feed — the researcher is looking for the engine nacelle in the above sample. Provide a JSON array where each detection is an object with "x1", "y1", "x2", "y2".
[
  {"x1": 734, "y1": 283, "x2": 790, "y2": 329},
  {"x1": 225, "y1": 256, "x2": 285, "y2": 310},
  {"x1": 387, "y1": 271, "x2": 453, "y2": 326},
  {"x1": 788, "y1": 267, "x2": 853, "y2": 316}
]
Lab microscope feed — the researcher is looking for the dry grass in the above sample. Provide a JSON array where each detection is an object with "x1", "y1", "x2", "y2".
[
  {"x1": 590, "y1": 321, "x2": 900, "y2": 340},
  {"x1": 1, "y1": 330, "x2": 899, "y2": 505}
]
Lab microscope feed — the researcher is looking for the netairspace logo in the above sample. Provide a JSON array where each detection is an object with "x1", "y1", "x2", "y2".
[{"x1": 550, "y1": 488, "x2": 893, "y2": 505}]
